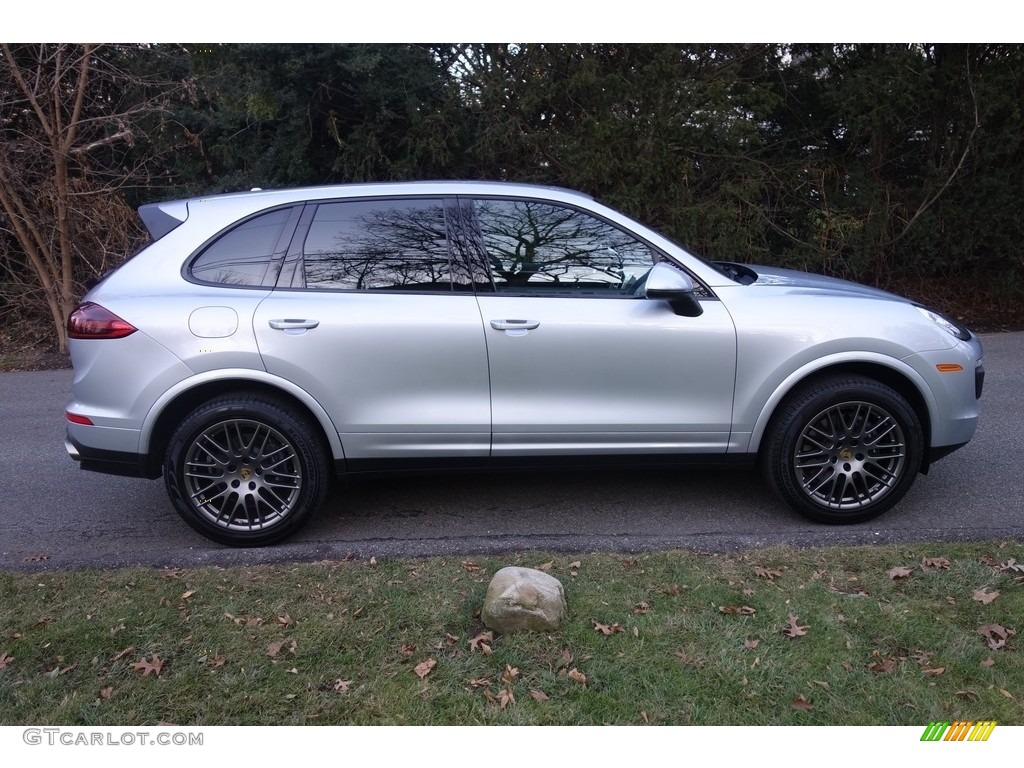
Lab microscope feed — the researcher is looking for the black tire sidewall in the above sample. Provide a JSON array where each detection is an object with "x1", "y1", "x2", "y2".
[{"x1": 164, "y1": 395, "x2": 329, "y2": 546}]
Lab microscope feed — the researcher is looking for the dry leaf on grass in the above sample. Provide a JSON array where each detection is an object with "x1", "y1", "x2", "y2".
[
  {"x1": 567, "y1": 668, "x2": 587, "y2": 686},
  {"x1": 99, "y1": 686, "x2": 114, "y2": 699},
  {"x1": 530, "y1": 689, "x2": 550, "y2": 702},
  {"x1": 791, "y1": 694, "x2": 814, "y2": 711},
  {"x1": 977, "y1": 624, "x2": 1016, "y2": 651},
  {"x1": 593, "y1": 620, "x2": 625, "y2": 635},
  {"x1": 887, "y1": 566, "x2": 913, "y2": 580},
  {"x1": 719, "y1": 605, "x2": 756, "y2": 616},
  {"x1": 501, "y1": 665, "x2": 520, "y2": 685},
  {"x1": 973, "y1": 588, "x2": 1000, "y2": 605},
  {"x1": 132, "y1": 654, "x2": 164, "y2": 677},
  {"x1": 783, "y1": 614, "x2": 809, "y2": 638},
  {"x1": 0, "y1": 652, "x2": 12, "y2": 669},
  {"x1": 266, "y1": 640, "x2": 285, "y2": 658},
  {"x1": 333, "y1": 679, "x2": 352, "y2": 693},
  {"x1": 981, "y1": 657, "x2": 995, "y2": 668},
  {"x1": 754, "y1": 566, "x2": 784, "y2": 581},
  {"x1": 921, "y1": 557, "x2": 950, "y2": 570},
  {"x1": 414, "y1": 658, "x2": 437, "y2": 679},
  {"x1": 469, "y1": 631, "x2": 493, "y2": 654},
  {"x1": 276, "y1": 614, "x2": 296, "y2": 628},
  {"x1": 111, "y1": 646, "x2": 135, "y2": 662},
  {"x1": 868, "y1": 658, "x2": 896, "y2": 674}
]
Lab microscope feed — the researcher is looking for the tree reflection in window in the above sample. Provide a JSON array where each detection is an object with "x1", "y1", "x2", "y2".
[
  {"x1": 473, "y1": 200, "x2": 657, "y2": 294},
  {"x1": 303, "y1": 199, "x2": 453, "y2": 291}
]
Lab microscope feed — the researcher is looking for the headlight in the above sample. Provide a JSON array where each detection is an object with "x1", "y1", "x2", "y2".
[{"x1": 914, "y1": 306, "x2": 971, "y2": 341}]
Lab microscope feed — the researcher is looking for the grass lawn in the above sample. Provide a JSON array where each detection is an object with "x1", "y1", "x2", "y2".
[{"x1": 1, "y1": 541, "x2": 1021, "y2": 726}]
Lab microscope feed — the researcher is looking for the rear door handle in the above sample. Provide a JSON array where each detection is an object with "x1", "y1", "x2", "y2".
[
  {"x1": 490, "y1": 319, "x2": 540, "y2": 331},
  {"x1": 269, "y1": 318, "x2": 320, "y2": 330}
]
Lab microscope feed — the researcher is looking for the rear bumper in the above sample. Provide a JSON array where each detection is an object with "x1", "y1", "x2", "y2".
[{"x1": 65, "y1": 434, "x2": 157, "y2": 478}]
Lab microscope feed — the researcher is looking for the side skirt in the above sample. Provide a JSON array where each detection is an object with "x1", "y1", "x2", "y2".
[{"x1": 336, "y1": 453, "x2": 756, "y2": 479}]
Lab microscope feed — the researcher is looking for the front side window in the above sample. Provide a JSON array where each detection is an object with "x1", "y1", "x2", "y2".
[
  {"x1": 472, "y1": 199, "x2": 659, "y2": 296},
  {"x1": 301, "y1": 199, "x2": 457, "y2": 291}
]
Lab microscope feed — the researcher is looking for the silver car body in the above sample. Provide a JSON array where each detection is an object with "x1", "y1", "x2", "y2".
[{"x1": 65, "y1": 181, "x2": 983, "y2": 542}]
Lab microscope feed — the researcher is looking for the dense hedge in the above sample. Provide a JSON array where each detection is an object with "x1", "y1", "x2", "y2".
[{"x1": 3, "y1": 44, "x2": 1022, "y2": 348}]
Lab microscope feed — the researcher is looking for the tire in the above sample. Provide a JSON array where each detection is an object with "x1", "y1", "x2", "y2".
[
  {"x1": 164, "y1": 393, "x2": 330, "y2": 546},
  {"x1": 762, "y1": 375, "x2": 923, "y2": 524}
]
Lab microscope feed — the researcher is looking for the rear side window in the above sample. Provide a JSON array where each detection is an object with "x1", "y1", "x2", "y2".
[
  {"x1": 190, "y1": 207, "x2": 295, "y2": 287},
  {"x1": 300, "y1": 199, "x2": 458, "y2": 291}
]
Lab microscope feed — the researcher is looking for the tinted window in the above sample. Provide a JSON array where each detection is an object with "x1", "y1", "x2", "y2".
[
  {"x1": 473, "y1": 199, "x2": 658, "y2": 296},
  {"x1": 301, "y1": 199, "x2": 456, "y2": 291},
  {"x1": 191, "y1": 208, "x2": 293, "y2": 286}
]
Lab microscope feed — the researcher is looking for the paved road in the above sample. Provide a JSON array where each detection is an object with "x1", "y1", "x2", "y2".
[{"x1": 1, "y1": 333, "x2": 1021, "y2": 571}]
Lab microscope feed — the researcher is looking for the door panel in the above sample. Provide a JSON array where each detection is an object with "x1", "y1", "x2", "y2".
[
  {"x1": 477, "y1": 295, "x2": 737, "y2": 455},
  {"x1": 254, "y1": 293, "x2": 490, "y2": 458}
]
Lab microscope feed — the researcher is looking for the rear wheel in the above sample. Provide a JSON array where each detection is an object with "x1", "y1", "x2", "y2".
[
  {"x1": 762, "y1": 376, "x2": 923, "y2": 524},
  {"x1": 164, "y1": 394, "x2": 330, "y2": 546}
]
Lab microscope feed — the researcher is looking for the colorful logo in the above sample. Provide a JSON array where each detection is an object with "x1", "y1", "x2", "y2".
[{"x1": 921, "y1": 721, "x2": 997, "y2": 741}]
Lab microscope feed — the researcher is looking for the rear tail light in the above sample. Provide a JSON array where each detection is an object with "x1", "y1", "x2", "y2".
[{"x1": 67, "y1": 302, "x2": 137, "y2": 339}]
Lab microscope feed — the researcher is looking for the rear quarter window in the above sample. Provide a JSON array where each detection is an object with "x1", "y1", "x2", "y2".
[{"x1": 189, "y1": 207, "x2": 296, "y2": 287}]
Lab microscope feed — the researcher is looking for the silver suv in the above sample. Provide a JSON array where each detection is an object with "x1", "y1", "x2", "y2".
[{"x1": 65, "y1": 181, "x2": 984, "y2": 546}]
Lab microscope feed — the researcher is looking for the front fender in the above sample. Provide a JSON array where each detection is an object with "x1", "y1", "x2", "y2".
[{"x1": 741, "y1": 352, "x2": 937, "y2": 453}]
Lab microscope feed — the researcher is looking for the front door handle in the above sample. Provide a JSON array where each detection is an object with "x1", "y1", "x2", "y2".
[
  {"x1": 490, "y1": 319, "x2": 540, "y2": 331},
  {"x1": 269, "y1": 318, "x2": 320, "y2": 331}
]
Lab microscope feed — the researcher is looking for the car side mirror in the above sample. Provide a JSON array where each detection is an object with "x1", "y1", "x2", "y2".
[{"x1": 643, "y1": 262, "x2": 703, "y2": 317}]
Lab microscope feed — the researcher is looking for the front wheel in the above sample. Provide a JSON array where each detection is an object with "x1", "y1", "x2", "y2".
[
  {"x1": 762, "y1": 376, "x2": 923, "y2": 524},
  {"x1": 164, "y1": 393, "x2": 330, "y2": 546}
]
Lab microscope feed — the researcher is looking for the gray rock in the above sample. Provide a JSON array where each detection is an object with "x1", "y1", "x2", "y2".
[{"x1": 481, "y1": 566, "x2": 568, "y2": 633}]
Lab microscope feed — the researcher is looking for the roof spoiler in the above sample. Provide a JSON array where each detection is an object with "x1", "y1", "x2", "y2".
[{"x1": 138, "y1": 200, "x2": 189, "y2": 240}]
